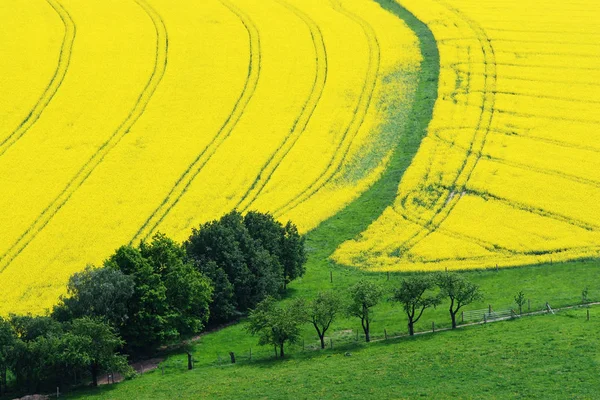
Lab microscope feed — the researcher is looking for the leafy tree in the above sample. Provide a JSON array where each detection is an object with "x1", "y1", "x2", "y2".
[
  {"x1": 106, "y1": 245, "x2": 170, "y2": 354},
  {"x1": 140, "y1": 234, "x2": 213, "y2": 336},
  {"x1": 304, "y1": 291, "x2": 341, "y2": 349},
  {"x1": 186, "y1": 211, "x2": 301, "y2": 322},
  {"x1": 52, "y1": 265, "x2": 134, "y2": 327},
  {"x1": 67, "y1": 317, "x2": 132, "y2": 387},
  {"x1": 246, "y1": 297, "x2": 302, "y2": 358},
  {"x1": 198, "y1": 261, "x2": 236, "y2": 323},
  {"x1": 280, "y1": 221, "x2": 306, "y2": 290},
  {"x1": 0, "y1": 317, "x2": 17, "y2": 395},
  {"x1": 436, "y1": 273, "x2": 483, "y2": 329},
  {"x1": 514, "y1": 290, "x2": 526, "y2": 314},
  {"x1": 393, "y1": 275, "x2": 441, "y2": 336},
  {"x1": 347, "y1": 280, "x2": 383, "y2": 342},
  {"x1": 10, "y1": 315, "x2": 62, "y2": 342},
  {"x1": 107, "y1": 235, "x2": 214, "y2": 355}
]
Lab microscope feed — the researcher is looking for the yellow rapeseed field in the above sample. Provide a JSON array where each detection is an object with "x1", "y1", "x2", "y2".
[
  {"x1": 0, "y1": 0, "x2": 420, "y2": 314},
  {"x1": 334, "y1": 0, "x2": 600, "y2": 271}
]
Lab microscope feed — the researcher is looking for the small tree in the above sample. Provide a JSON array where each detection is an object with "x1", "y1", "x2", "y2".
[
  {"x1": 347, "y1": 280, "x2": 383, "y2": 342},
  {"x1": 393, "y1": 275, "x2": 441, "y2": 336},
  {"x1": 436, "y1": 273, "x2": 483, "y2": 329},
  {"x1": 514, "y1": 291, "x2": 526, "y2": 314},
  {"x1": 52, "y1": 265, "x2": 135, "y2": 327},
  {"x1": 304, "y1": 292, "x2": 341, "y2": 349},
  {"x1": 67, "y1": 317, "x2": 132, "y2": 387},
  {"x1": 246, "y1": 297, "x2": 302, "y2": 358}
]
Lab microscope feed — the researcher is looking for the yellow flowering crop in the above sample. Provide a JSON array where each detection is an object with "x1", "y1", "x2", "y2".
[
  {"x1": 0, "y1": 0, "x2": 420, "y2": 314},
  {"x1": 334, "y1": 0, "x2": 600, "y2": 272}
]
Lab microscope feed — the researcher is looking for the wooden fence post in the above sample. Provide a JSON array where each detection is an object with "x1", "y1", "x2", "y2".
[
  {"x1": 330, "y1": 271, "x2": 333, "y2": 283},
  {"x1": 384, "y1": 329, "x2": 387, "y2": 340},
  {"x1": 461, "y1": 311, "x2": 464, "y2": 323},
  {"x1": 229, "y1": 352, "x2": 236, "y2": 364},
  {"x1": 432, "y1": 321, "x2": 435, "y2": 333},
  {"x1": 587, "y1": 309, "x2": 590, "y2": 321}
]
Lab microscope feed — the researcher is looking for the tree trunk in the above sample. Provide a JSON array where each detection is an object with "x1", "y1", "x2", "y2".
[
  {"x1": 319, "y1": 334, "x2": 325, "y2": 349},
  {"x1": 362, "y1": 317, "x2": 370, "y2": 342},
  {"x1": 279, "y1": 343, "x2": 285, "y2": 358},
  {"x1": 450, "y1": 311, "x2": 457, "y2": 329},
  {"x1": 91, "y1": 362, "x2": 99, "y2": 387},
  {"x1": 408, "y1": 321, "x2": 414, "y2": 336}
]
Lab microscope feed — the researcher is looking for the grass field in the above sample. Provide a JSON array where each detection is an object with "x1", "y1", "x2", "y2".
[{"x1": 70, "y1": 308, "x2": 600, "y2": 399}]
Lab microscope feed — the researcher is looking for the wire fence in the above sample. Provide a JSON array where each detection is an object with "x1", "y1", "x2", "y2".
[{"x1": 119, "y1": 300, "x2": 599, "y2": 378}]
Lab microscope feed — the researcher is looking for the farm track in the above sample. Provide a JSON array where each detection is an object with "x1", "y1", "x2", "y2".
[
  {"x1": 392, "y1": 0, "x2": 498, "y2": 255},
  {"x1": 430, "y1": 129, "x2": 600, "y2": 190},
  {"x1": 390, "y1": 207, "x2": 516, "y2": 255},
  {"x1": 272, "y1": 0, "x2": 381, "y2": 219},
  {"x1": 130, "y1": 0, "x2": 262, "y2": 244},
  {"x1": 0, "y1": 0, "x2": 75, "y2": 158},
  {"x1": 0, "y1": 0, "x2": 168, "y2": 272},
  {"x1": 234, "y1": 0, "x2": 328, "y2": 214}
]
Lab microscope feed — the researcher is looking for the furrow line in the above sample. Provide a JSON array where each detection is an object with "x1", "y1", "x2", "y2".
[
  {"x1": 234, "y1": 0, "x2": 328, "y2": 213},
  {"x1": 130, "y1": 0, "x2": 261, "y2": 244},
  {"x1": 0, "y1": 0, "x2": 75, "y2": 158},
  {"x1": 272, "y1": 0, "x2": 381, "y2": 218},
  {"x1": 0, "y1": 0, "x2": 168, "y2": 272}
]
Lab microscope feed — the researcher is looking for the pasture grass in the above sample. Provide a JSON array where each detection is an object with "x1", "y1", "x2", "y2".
[{"x1": 71, "y1": 308, "x2": 600, "y2": 399}]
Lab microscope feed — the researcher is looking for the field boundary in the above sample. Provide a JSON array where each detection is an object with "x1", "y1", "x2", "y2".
[{"x1": 298, "y1": 0, "x2": 439, "y2": 264}]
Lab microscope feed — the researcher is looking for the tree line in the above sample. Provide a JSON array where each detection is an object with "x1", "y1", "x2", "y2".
[
  {"x1": 247, "y1": 273, "x2": 483, "y2": 357},
  {"x1": 0, "y1": 211, "x2": 306, "y2": 396}
]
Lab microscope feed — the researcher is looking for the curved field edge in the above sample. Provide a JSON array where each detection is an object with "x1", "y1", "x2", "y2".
[{"x1": 301, "y1": 0, "x2": 439, "y2": 265}]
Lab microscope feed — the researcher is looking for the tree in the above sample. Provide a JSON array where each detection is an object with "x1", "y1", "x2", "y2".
[
  {"x1": 185, "y1": 211, "x2": 297, "y2": 322},
  {"x1": 347, "y1": 280, "x2": 383, "y2": 342},
  {"x1": 304, "y1": 291, "x2": 341, "y2": 349},
  {"x1": 105, "y1": 245, "x2": 170, "y2": 354},
  {"x1": 67, "y1": 317, "x2": 132, "y2": 387},
  {"x1": 436, "y1": 273, "x2": 483, "y2": 329},
  {"x1": 246, "y1": 297, "x2": 302, "y2": 358},
  {"x1": 393, "y1": 275, "x2": 441, "y2": 336},
  {"x1": 52, "y1": 265, "x2": 134, "y2": 327},
  {"x1": 242, "y1": 211, "x2": 306, "y2": 291},
  {"x1": 514, "y1": 290, "x2": 526, "y2": 314},
  {"x1": 140, "y1": 234, "x2": 213, "y2": 336},
  {"x1": 0, "y1": 317, "x2": 17, "y2": 395},
  {"x1": 280, "y1": 221, "x2": 306, "y2": 290}
]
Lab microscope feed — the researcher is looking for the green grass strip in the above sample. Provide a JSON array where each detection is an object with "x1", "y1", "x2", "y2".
[{"x1": 302, "y1": 0, "x2": 439, "y2": 268}]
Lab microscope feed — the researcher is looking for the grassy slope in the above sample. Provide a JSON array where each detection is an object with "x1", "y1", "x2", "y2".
[
  {"x1": 71, "y1": 0, "x2": 600, "y2": 397},
  {"x1": 74, "y1": 308, "x2": 600, "y2": 399}
]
